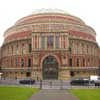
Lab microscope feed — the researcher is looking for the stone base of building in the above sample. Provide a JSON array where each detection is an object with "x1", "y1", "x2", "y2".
[{"x1": 1, "y1": 69, "x2": 98, "y2": 80}]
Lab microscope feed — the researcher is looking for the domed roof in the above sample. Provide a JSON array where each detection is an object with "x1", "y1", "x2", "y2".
[
  {"x1": 15, "y1": 9, "x2": 85, "y2": 26},
  {"x1": 4, "y1": 9, "x2": 96, "y2": 43},
  {"x1": 32, "y1": 9, "x2": 70, "y2": 15}
]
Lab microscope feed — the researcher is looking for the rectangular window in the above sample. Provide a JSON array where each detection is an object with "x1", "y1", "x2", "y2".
[
  {"x1": 41, "y1": 36, "x2": 45, "y2": 49},
  {"x1": 21, "y1": 59, "x2": 24, "y2": 67},
  {"x1": 35, "y1": 36, "x2": 37, "y2": 48},
  {"x1": 69, "y1": 58, "x2": 72, "y2": 66},
  {"x1": 47, "y1": 36, "x2": 54, "y2": 49},
  {"x1": 16, "y1": 45, "x2": 18, "y2": 54},
  {"x1": 16, "y1": 58, "x2": 18, "y2": 67},
  {"x1": 55, "y1": 36, "x2": 59, "y2": 49},
  {"x1": 29, "y1": 44, "x2": 32, "y2": 53},
  {"x1": 63, "y1": 36, "x2": 66, "y2": 48},
  {"x1": 77, "y1": 58, "x2": 79, "y2": 67},
  {"x1": 28, "y1": 58, "x2": 31, "y2": 67}
]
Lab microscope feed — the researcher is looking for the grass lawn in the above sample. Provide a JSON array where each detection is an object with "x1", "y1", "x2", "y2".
[
  {"x1": 70, "y1": 89, "x2": 100, "y2": 100},
  {"x1": 0, "y1": 86, "x2": 39, "y2": 100}
]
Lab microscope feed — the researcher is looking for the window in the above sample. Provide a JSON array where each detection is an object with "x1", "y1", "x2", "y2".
[
  {"x1": 69, "y1": 58, "x2": 72, "y2": 66},
  {"x1": 41, "y1": 36, "x2": 45, "y2": 49},
  {"x1": 47, "y1": 36, "x2": 54, "y2": 49},
  {"x1": 21, "y1": 59, "x2": 24, "y2": 67},
  {"x1": 55, "y1": 36, "x2": 59, "y2": 49},
  {"x1": 16, "y1": 44, "x2": 18, "y2": 54},
  {"x1": 83, "y1": 58, "x2": 85, "y2": 66},
  {"x1": 77, "y1": 58, "x2": 79, "y2": 67},
  {"x1": 29, "y1": 44, "x2": 32, "y2": 53},
  {"x1": 35, "y1": 36, "x2": 37, "y2": 48},
  {"x1": 88, "y1": 58, "x2": 90, "y2": 66},
  {"x1": 70, "y1": 71, "x2": 75, "y2": 77},
  {"x1": 8, "y1": 46, "x2": 9, "y2": 54},
  {"x1": 69, "y1": 47, "x2": 72, "y2": 54},
  {"x1": 81, "y1": 43, "x2": 83, "y2": 53},
  {"x1": 28, "y1": 58, "x2": 31, "y2": 67},
  {"x1": 87, "y1": 45, "x2": 88, "y2": 53},
  {"x1": 26, "y1": 72, "x2": 31, "y2": 77},
  {"x1": 63, "y1": 36, "x2": 66, "y2": 48},
  {"x1": 22, "y1": 43, "x2": 24, "y2": 55},
  {"x1": 11, "y1": 46, "x2": 13, "y2": 55},
  {"x1": 15, "y1": 58, "x2": 18, "y2": 67}
]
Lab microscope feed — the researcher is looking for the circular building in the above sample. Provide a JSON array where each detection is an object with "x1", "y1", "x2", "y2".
[{"x1": 0, "y1": 10, "x2": 100, "y2": 80}]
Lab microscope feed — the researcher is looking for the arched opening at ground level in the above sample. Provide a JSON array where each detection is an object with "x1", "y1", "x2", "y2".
[{"x1": 42, "y1": 56, "x2": 59, "y2": 80}]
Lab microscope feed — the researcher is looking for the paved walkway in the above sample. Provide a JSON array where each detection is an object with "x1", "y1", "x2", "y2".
[{"x1": 29, "y1": 89, "x2": 78, "y2": 100}]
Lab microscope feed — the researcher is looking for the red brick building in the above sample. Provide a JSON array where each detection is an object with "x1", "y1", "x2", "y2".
[{"x1": 0, "y1": 10, "x2": 100, "y2": 80}]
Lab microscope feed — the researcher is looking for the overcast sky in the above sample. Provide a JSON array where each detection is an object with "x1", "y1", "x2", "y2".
[{"x1": 0, "y1": 0, "x2": 100, "y2": 46}]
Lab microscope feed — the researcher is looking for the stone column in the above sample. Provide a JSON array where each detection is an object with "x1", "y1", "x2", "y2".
[
  {"x1": 59, "y1": 35, "x2": 61, "y2": 49},
  {"x1": 54, "y1": 34, "x2": 56, "y2": 49},
  {"x1": 39, "y1": 36, "x2": 41, "y2": 49},
  {"x1": 32, "y1": 34, "x2": 35, "y2": 50},
  {"x1": 32, "y1": 36, "x2": 34, "y2": 50},
  {"x1": 37, "y1": 34, "x2": 39, "y2": 49},
  {"x1": 65, "y1": 35, "x2": 67, "y2": 49},
  {"x1": 45, "y1": 36, "x2": 47, "y2": 49}
]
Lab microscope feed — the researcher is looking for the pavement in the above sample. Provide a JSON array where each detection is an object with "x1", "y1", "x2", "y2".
[{"x1": 29, "y1": 89, "x2": 78, "y2": 100}]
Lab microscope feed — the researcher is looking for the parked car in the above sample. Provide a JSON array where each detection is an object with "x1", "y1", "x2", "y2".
[
  {"x1": 70, "y1": 78, "x2": 89, "y2": 86},
  {"x1": 94, "y1": 80, "x2": 100, "y2": 86},
  {"x1": 19, "y1": 79, "x2": 35, "y2": 85}
]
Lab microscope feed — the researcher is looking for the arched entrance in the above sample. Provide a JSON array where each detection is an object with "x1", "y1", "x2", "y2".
[{"x1": 42, "y1": 56, "x2": 58, "y2": 80}]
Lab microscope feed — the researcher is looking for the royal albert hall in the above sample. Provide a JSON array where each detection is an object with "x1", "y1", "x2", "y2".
[{"x1": 0, "y1": 10, "x2": 100, "y2": 80}]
